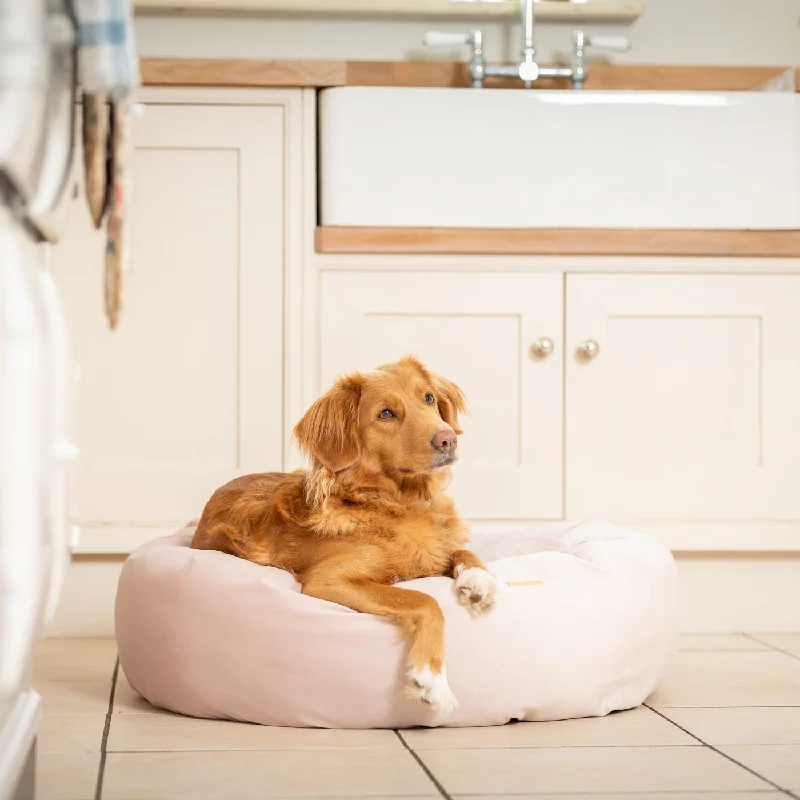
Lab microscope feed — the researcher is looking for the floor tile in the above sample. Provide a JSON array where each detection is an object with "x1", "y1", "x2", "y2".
[
  {"x1": 419, "y1": 745, "x2": 768, "y2": 795},
  {"x1": 663, "y1": 706, "x2": 800, "y2": 745},
  {"x1": 108, "y1": 712, "x2": 403, "y2": 751},
  {"x1": 720, "y1": 744, "x2": 800, "y2": 791},
  {"x1": 113, "y1": 676, "x2": 164, "y2": 715},
  {"x1": 453, "y1": 794, "x2": 783, "y2": 800},
  {"x1": 39, "y1": 713, "x2": 107, "y2": 752},
  {"x1": 648, "y1": 650, "x2": 800, "y2": 707},
  {"x1": 403, "y1": 707, "x2": 694, "y2": 749},
  {"x1": 33, "y1": 638, "x2": 117, "y2": 682},
  {"x1": 37, "y1": 751, "x2": 100, "y2": 800},
  {"x1": 102, "y1": 749, "x2": 437, "y2": 798},
  {"x1": 751, "y1": 633, "x2": 800, "y2": 653},
  {"x1": 36, "y1": 681, "x2": 112, "y2": 715},
  {"x1": 679, "y1": 633, "x2": 768, "y2": 651}
]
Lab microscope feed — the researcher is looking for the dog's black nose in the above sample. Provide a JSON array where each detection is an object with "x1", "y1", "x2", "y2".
[{"x1": 431, "y1": 430, "x2": 457, "y2": 453}]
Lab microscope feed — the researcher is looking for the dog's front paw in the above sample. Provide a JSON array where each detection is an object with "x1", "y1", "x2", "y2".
[
  {"x1": 406, "y1": 666, "x2": 458, "y2": 716},
  {"x1": 453, "y1": 566, "x2": 505, "y2": 616}
]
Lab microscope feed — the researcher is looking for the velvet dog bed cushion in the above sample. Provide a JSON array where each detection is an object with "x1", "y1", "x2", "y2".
[{"x1": 115, "y1": 521, "x2": 678, "y2": 729}]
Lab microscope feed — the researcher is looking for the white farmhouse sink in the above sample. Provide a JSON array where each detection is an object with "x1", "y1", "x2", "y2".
[{"x1": 319, "y1": 87, "x2": 800, "y2": 229}]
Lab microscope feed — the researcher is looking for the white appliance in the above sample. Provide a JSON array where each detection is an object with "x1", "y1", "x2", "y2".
[{"x1": 0, "y1": 1, "x2": 78, "y2": 797}]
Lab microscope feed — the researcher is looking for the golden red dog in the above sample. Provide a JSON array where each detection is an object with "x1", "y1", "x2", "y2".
[{"x1": 192, "y1": 356, "x2": 504, "y2": 713}]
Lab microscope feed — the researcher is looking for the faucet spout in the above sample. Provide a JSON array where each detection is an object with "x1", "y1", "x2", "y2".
[
  {"x1": 519, "y1": 0, "x2": 538, "y2": 87},
  {"x1": 522, "y1": 0, "x2": 535, "y2": 63}
]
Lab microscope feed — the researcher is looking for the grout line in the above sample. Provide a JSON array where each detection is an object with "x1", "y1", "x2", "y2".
[
  {"x1": 94, "y1": 657, "x2": 120, "y2": 800},
  {"x1": 645, "y1": 703, "x2": 800, "y2": 799},
  {"x1": 743, "y1": 633, "x2": 800, "y2": 663},
  {"x1": 394, "y1": 729, "x2": 452, "y2": 800}
]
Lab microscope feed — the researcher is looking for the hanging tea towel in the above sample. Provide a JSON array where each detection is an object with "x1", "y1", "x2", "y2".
[
  {"x1": 74, "y1": 0, "x2": 140, "y2": 329},
  {"x1": 74, "y1": 0, "x2": 140, "y2": 99}
]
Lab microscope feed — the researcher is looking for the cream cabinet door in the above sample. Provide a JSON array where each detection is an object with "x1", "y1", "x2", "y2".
[
  {"x1": 566, "y1": 274, "x2": 800, "y2": 521},
  {"x1": 318, "y1": 271, "x2": 563, "y2": 520},
  {"x1": 51, "y1": 102, "x2": 284, "y2": 526}
]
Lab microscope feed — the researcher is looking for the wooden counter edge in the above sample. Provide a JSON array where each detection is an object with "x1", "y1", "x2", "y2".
[
  {"x1": 315, "y1": 227, "x2": 800, "y2": 258},
  {"x1": 345, "y1": 62, "x2": 796, "y2": 92},
  {"x1": 140, "y1": 58, "x2": 347, "y2": 87},
  {"x1": 140, "y1": 58, "x2": 797, "y2": 92}
]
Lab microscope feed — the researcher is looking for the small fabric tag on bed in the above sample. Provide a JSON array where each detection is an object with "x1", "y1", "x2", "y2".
[{"x1": 488, "y1": 554, "x2": 548, "y2": 587}]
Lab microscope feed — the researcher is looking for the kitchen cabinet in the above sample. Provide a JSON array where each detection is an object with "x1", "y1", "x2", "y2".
[
  {"x1": 51, "y1": 90, "x2": 297, "y2": 545},
  {"x1": 317, "y1": 271, "x2": 564, "y2": 520},
  {"x1": 565, "y1": 273, "x2": 800, "y2": 522},
  {"x1": 46, "y1": 86, "x2": 800, "y2": 561},
  {"x1": 317, "y1": 269, "x2": 800, "y2": 539}
]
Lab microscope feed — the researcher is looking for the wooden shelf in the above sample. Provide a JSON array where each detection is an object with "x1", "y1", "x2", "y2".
[{"x1": 135, "y1": 0, "x2": 644, "y2": 22}]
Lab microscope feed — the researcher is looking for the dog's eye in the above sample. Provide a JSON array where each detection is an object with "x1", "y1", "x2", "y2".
[
  {"x1": 378, "y1": 409, "x2": 395, "y2": 420},
  {"x1": 424, "y1": 393, "x2": 435, "y2": 405}
]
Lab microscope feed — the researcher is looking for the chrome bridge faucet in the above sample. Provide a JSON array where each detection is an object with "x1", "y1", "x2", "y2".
[{"x1": 423, "y1": 0, "x2": 630, "y2": 90}]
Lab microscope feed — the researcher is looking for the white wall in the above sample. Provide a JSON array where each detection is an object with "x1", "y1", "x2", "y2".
[{"x1": 136, "y1": 0, "x2": 800, "y2": 65}]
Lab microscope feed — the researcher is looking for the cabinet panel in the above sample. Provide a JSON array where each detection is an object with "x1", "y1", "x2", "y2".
[
  {"x1": 318, "y1": 271, "x2": 563, "y2": 520},
  {"x1": 566, "y1": 274, "x2": 800, "y2": 521},
  {"x1": 51, "y1": 103, "x2": 285, "y2": 523}
]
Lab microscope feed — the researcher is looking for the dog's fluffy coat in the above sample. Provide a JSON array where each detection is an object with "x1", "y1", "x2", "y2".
[{"x1": 191, "y1": 356, "x2": 503, "y2": 713}]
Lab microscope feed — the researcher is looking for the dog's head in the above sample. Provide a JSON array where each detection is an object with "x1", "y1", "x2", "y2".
[{"x1": 294, "y1": 356, "x2": 466, "y2": 478}]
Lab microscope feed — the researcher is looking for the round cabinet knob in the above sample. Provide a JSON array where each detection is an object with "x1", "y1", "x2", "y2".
[
  {"x1": 575, "y1": 340, "x2": 600, "y2": 362},
  {"x1": 530, "y1": 337, "x2": 554, "y2": 359}
]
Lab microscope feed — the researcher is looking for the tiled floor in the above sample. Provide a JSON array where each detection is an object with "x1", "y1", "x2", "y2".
[{"x1": 33, "y1": 634, "x2": 800, "y2": 800}]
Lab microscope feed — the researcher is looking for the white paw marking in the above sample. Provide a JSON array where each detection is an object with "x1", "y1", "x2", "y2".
[
  {"x1": 406, "y1": 665, "x2": 458, "y2": 715},
  {"x1": 453, "y1": 566, "x2": 506, "y2": 616}
]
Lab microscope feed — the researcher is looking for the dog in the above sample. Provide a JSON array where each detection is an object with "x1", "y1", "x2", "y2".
[{"x1": 191, "y1": 356, "x2": 504, "y2": 714}]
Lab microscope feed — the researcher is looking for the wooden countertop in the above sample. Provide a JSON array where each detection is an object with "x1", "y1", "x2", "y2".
[
  {"x1": 140, "y1": 58, "x2": 798, "y2": 92},
  {"x1": 141, "y1": 58, "x2": 347, "y2": 87},
  {"x1": 315, "y1": 227, "x2": 800, "y2": 258}
]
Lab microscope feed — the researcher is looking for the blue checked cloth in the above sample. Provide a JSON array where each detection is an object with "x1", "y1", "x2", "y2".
[{"x1": 74, "y1": 0, "x2": 140, "y2": 98}]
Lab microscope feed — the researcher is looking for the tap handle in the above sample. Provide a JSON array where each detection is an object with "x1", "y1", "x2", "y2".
[
  {"x1": 422, "y1": 31, "x2": 478, "y2": 48},
  {"x1": 584, "y1": 35, "x2": 631, "y2": 52}
]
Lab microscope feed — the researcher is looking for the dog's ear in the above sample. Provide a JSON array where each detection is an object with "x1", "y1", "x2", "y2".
[
  {"x1": 294, "y1": 375, "x2": 363, "y2": 472},
  {"x1": 432, "y1": 373, "x2": 467, "y2": 435}
]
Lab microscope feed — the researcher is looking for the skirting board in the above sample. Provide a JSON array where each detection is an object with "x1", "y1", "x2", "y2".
[
  {"x1": 75, "y1": 522, "x2": 800, "y2": 555},
  {"x1": 47, "y1": 552, "x2": 800, "y2": 637},
  {"x1": 74, "y1": 526, "x2": 186, "y2": 555}
]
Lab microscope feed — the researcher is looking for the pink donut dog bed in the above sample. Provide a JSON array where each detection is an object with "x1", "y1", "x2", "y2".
[{"x1": 115, "y1": 520, "x2": 678, "y2": 729}]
